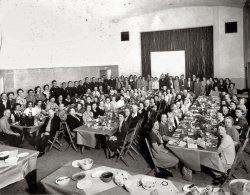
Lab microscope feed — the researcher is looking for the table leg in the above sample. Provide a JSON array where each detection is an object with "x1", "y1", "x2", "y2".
[
  {"x1": 25, "y1": 169, "x2": 37, "y2": 192},
  {"x1": 81, "y1": 146, "x2": 85, "y2": 154}
]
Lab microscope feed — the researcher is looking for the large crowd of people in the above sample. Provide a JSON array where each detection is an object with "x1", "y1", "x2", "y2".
[{"x1": 0, "y1": 73, "x2": 249, "y2": 185}]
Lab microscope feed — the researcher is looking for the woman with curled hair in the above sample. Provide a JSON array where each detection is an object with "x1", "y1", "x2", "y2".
[{"x1": 149, "y1": 120, "x2": 179, "y2": 172}]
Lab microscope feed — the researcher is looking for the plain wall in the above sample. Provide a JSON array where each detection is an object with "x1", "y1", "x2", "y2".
[
  {"x1": 0, "y1": 2, "x2": 245, "y2": 88},
  {"x1": 1, "y1": 65, "x2": 118, "y2": 94}
]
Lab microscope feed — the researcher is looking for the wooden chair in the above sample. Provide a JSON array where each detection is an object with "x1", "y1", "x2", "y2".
[
  {"x1": 116, "y1": 130, "x2": 130, "y2": 166},
  {"x1": 220, "y1": 138, "x2": 249, "y2": 187},
  {"x1": 0, "y1": 132, "x2": 8, "y2": 145},
  {"x1": 145, "y1": 138, "x2": 160, "y2": 175},
  {"x1": 48, "y1": 121, "x2": 77, "y2": 152},
  {"x1": 124, "y1": 119, "x2": 143, "y2": 158},
  {"x1": 116, "y1": 124, "x2": 139, "y2": 166}
]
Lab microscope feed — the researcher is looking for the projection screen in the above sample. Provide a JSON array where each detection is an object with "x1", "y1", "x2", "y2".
[{"x1": 151, "y1": 50, "x2": 185, "y2": 77}]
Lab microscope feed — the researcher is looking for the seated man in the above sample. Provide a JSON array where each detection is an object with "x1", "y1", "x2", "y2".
[
  {"x1": 0, "y1": 109, "x2": 23, "y2": 147},
  {"x1": 32, "y1": 109, "x2": 60, "y2": 156}
]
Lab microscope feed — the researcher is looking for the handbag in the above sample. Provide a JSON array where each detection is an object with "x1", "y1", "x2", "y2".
[{"x1": 182, "y1": 166, "x2": 192, "y2": 181}]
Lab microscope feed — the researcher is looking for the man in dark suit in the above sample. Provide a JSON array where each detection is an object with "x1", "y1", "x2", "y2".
[
  {"x1": 179, "y1": 74, "x2": 187, "y2": 91},
  {"x1": 32, "y1": 109, "x2": 61, "y2": 156},
  {"x1": 159, "y1": 74, "x2": 166, "y2": 90},
  {"x1": 60, "y1": 82, "x2": 68, "y2": 99},
  {"x1": 7, "y1": 92, "x2": 16, "y2": 111},
  {"x1": 83, "y1": 77, "x2": 90, "y2": 93},
  {"x1": 109, "y1": 75, "x2": 116, "y2": 89},
  {"x1": 77, "y1": 80, "x2": 85, "y2": 96},
  {"x1": 50, "y1": 80, "x2": 60, "y2": 99}
]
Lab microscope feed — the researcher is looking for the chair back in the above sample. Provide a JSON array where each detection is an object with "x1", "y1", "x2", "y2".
[
  {"x1": 245, "y1": 127, "x2": 250, "y2": 139},
  {"x1": 223, "y1": 138, "x2": 249, "y2": 186},
  {"x1": 126, "y1": 119, "x2": 143, "y2": 148},
  {"x1": 145, "y1": 138, "x2": 159, "y2": 172}
]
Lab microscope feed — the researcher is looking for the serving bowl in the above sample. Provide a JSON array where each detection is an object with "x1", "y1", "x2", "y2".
[
  {"x1": 100, "y1": 172, "x2": 113, "y2": 183},
  {"x1": 114, "y1": 171, "x2": 129, "y2": 186},
  {"x1": 141, "y1": 176, "x2": 156, "y2": 191},
  {"x1": 71, "y1": 172, "x2": 86, "y2": 181},
  {"x1": 0, "y1": 151, "x2": 9, "y2": 160},
  {"x1": 78, "y1": 158, "x2": 93, "y2": 170}
]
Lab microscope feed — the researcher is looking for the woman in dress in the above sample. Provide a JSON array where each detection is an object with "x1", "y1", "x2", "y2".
[
  {"x1": 42, "y1": 84, "x2": 50, "y2": 100},
  {"x1": 212, "y1": 124, "x2": 235, "y2": 185},
  {"x1": 16, "y1": 88, "x2": 27, "y2": 110},
  {"x1": 24, "y1": 101, "x2": 37, "y2": 116},
  {"x1": 149, "y1": 121, "x2": 179, "y2": 170},
  {"x1": 75, "y1": 102, "x2": 85, "y2": 121},
  {"x1": 46, "y1": 97, "x2": 59, "y2": 112},
  {"x1": 173, "y1": 76, "x2": 180, "y2": 93},
  {"x1": 228, "y1": 83, "x2": 237, "y2": 96},
  {"x1": 110, "y1": 96, "x2": 118, "y2": 112},
  {"x1": 82, "y1": 104, "x2": 93, "y2": 124},
  {"x1": 107, "y1": 112, "x2": 129, "y2": 158},
  {"x1": 148, "y1": 76, "x2": 153, "y2": 91},
  {"x1": 34, "y1": 86, "x2": 46, "y2": 102}
]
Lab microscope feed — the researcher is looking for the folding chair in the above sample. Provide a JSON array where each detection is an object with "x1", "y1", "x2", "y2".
[
  {"x1": 48, "y1": 129, "x2": 64, "y2": 151},
  {"x1": 116, "y1": 126, "x2": 138, "y2": 166},
  {"x1": 116, "y1": 130, "x2": 130, "y2": 166},
  {"x1": 63, "y1": 121, "x2": 78, "y2": 152},
  {"x1": 0, "y1": 131, "x2": 8, "y2": 145},
  {"x1": 124, "y1": 119, "x2": 143, "y2": 159},
  {"x1": 220, "y1": 138, "x2": 249, "y2": 187},
  {"x1": 145, "y1": 138, "x2": 160, "y2": 175},
  {"x1": 48, "y1": 121, "x2": 77, "y2": 152}
]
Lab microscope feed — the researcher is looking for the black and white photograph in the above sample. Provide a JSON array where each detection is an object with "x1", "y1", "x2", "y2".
[{"x1": 0, "y1": 0, "x2": 250, "y2": 194}]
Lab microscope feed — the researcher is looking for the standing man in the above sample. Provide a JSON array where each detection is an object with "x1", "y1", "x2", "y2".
[
  {"x1": 50, "y1": 80, "x2": 60, "y2": 99},
  {"x1": 179, "y1": 74, "x2": 187, "y2": 91}
]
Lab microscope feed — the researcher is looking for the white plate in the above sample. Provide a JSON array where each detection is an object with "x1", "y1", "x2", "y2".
[
  {"x1": 183, "y1": 184, "x2": 193, "y2": 192},
  {"x1": 183, "y1": 185, "x2": 201, "y2": 193},
  {"x1": 91, "y1": 170, "x2": 106, "y2": 178},
  {"x1": 76, "y1": 179, "x2": 92, "y2": 190},
  {"x1": 55, "y1": 176, "x2": 71, "y2": 186},
  {"x1": 5, "y1": 156, "x2": 19, "y2": 163},
  {"x1": 72, "y1": 160, "x2": 81, "y2": 168},
  {"x1": 0, "y1": 151, "x2": 9, "y2": 158},
  {"x1": 17, "y1": 152, "x2": 29, "y2": 158}
]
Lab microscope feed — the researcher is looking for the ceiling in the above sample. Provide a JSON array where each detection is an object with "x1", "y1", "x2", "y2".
[{"x1": 0, "y1": 0, "x2": 246, "y2": 20}]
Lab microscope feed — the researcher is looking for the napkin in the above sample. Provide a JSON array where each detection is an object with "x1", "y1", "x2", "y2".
[
  {"x1": 197, "y1": 138, "x2": 206, "y2": 149},
  {"x1": 0, "y1": 150, "x2": 18, "y2": 168}
]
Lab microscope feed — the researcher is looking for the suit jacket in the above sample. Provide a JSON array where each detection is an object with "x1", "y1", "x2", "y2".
[
  {"x1": 194, "y1": 82, "x2": 202, "y2": 96},
  {"x1": 187, "y1": 81, "x2": 194, "y2": 92},
  {"x1": 114, "y1": 121, "x2": 129, "y2": 142},
  {"x1": 159, "y1": 79, "x2": 166, "y2": 90},
  {"x1": 40, "y1": 114, "x2": 61, "y2": 138},
  {"x1": 50, "y1": 86, "x2": 60, "y2": 99},
  {"x1": 66, "y1": 114, "x2": 82, "y2": 131},
  {"x1": 179, "y1": 79, "x2": 187, "y2": 91},
  {"x1": 0, "y1": 100, "x2": 8, "y2": 118}
]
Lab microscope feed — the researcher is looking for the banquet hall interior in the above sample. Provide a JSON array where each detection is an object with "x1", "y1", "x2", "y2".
[{"x1": 0, "y1": 0, "x2": 250, "y2": 194}]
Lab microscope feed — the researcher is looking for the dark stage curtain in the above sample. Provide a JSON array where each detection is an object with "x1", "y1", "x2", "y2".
[{"x1": 141, "y1": 26, "x2": 214, "y2": 78}]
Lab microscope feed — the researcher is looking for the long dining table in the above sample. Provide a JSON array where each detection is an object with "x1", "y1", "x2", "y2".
[
  {"x1": 74, "y1": 116, "x2": 118, "y2": 153},
  {"x1": 166, "y1": 96, "x2": 225, "y2": 172},
  {"x1": 0, "y1": 145, "x2": 39, "y2": 189},
  {"x1": 41, "y1": 161, "x2": 179, "y2": 195}
]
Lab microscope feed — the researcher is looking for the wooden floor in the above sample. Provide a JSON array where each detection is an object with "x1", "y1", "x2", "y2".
[{"x1": 1, "y1": 139, "x2": 250, "y2": 194}]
